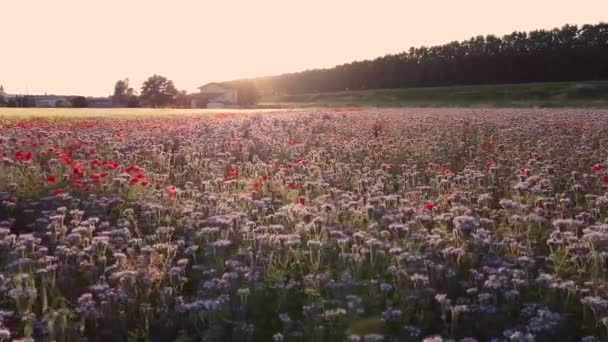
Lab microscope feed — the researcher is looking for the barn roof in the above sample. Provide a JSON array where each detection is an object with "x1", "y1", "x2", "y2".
[{"x1": 198, "y1": 82, "x2": 235, "y2": 90}]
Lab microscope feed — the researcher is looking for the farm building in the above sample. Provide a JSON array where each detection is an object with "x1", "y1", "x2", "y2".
[
  {"x1": 34, "y1": 95, "x2": 70, "y2": 107},
  {"x1": 191, "y1": 83, "x2": 238, "y2": 108},
  {"x1": 87, "y1": 97, "x2": 113, "y2": 108}
]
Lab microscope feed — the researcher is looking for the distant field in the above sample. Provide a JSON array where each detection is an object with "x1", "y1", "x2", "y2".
[
  {"x1": 2, "y1": 81, "x2": 607, "y2": 118},
  {"x1": 0, "y1": 107, "x2": 283, "y2": 119},
  {"x1": 260, "y1": 80, "x2": 608, "y2": 108}
]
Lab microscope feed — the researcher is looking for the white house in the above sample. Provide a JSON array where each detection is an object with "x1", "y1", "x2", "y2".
[
  {"x1": 34, "y1": 95, "x2": 69, "y2": 107},
  {"x1": 191, "y1": 83, "x2": 238, "y2": 108}
]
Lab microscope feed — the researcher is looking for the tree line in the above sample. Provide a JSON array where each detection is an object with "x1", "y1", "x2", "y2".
[
  {"x1": 1, "y1": 74, "x2": 259, "y2": 108},
  {"x1": 112, "y1": 75, "x2": 259, "y2": 108},
  {"x1": 240, "y1": 23, "x2": 608, "y2": 94},
  {"x1": 111, "y1": 75, "x2": 188, "y2": 108},
  {"x1": 0, "y1": 95, "x2": 89, "y2": 108}
]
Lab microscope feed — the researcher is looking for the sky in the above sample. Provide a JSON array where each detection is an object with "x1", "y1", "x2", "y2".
[{"x1": 1, "y1": 0, "x2": 607, "y2": 96}]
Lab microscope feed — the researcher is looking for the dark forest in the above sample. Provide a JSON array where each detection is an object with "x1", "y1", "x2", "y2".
[{"x1": 239, "y1": 23, "x2": 608, "y2": 94}]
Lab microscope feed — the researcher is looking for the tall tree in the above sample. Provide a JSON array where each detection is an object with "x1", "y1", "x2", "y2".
[
  {"x1": 236, "y1": 22, "x2": 608, "y2": 94},
  {"x1": 70, "y1": 96, "x2": 88, "y2": 108},
  {"x1": 140, "y1": 75, "x2": 178, "y2": 108},
  {"x1": 112, "y1": 78, "x2": 136, "y2": 106},
  {"x1": 173, "y1": 90, "x2": 190, "y2": 108}
]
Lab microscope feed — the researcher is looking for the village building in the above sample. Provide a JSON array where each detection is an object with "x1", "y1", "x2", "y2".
[
  {"x1": 34, "y1": 95, "x2": 69, "y2": 107},
  {"x1": 87, "y1": 97, "x2": 113, "y2": 108},
  {"x1": 191, "y1": 83, "x2": 238, "y2": 108}
]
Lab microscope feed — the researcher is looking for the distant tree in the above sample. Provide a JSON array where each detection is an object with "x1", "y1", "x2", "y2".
[
  {"x1": 126, "y1": 94, "x2": 141, "y2": 108},
  {"x1": 0, "y1": 95, "x2": 5, "y2": 107},
  {"x1": 112, "y1": 78, "x2": 136, "y2": 107},
  {"x1": 70, "y1": 96, "x2": 88, "y2": 108},
  {"x1": 140, "y1": 75, "x2": 178, "y2": 107},
  {"x1": 14, "y1": 96, "x2": 23, "y2": 107},
  {"x1": 237, "y1": 22, "x2": 608, "y2": 94},
  {"x1": 12, "y1": 96, "x2": 35, "y2": 107},
  {"x1": 173, "y1": 90, "x2": 190, "y2": 108},
  {"x1": 56, "y1": 100, "x2": 72, "y2": 108},
  {"x1": 235, "y1": 81, "x2": 259, "y2": 106}
]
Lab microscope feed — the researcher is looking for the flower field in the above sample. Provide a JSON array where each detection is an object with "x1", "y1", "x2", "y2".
[{"x1": 2, "y1": 107, "x2": 608, "y2": 341}]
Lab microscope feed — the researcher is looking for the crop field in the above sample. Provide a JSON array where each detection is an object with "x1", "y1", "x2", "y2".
[
  {"x1": 0, "y1": 108, "x2": 282, "y2": 120},
  {"x1": 260, "y1": 81, "x2": 608, "y2": 108},
  {"x1": 3, "y1": 107, "x2": 608, "y2": 341}
]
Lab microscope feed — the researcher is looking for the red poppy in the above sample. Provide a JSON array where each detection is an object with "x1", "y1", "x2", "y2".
[
  {"x1": 140, "y1": 181, "x2": 149, "y2": 187},
  {"x1": 603, "y1": 176, "x2": 608, "y2": 184},
  {"x1": 52, "y1": 188, "x2": 64, "y2": 196},
  {"x1": 100, "y1": 172, "x2": 109, "y2": 178},
  {"x1": 228, "y1": 167, "x2": 237, "y2": 176},
  {"x1": 443, "y1": 169, "x2": 451, "y2": 175},
  {"x1": 287, "y1": 181, "x2": 297, "y2": 189},
  {"x1": 14, "y1": 150, "x2": 32, "y2": 161},
  {"x1": 251, "y1": 181, "x2": 262, "y2": 189},
  {"x1": 88, "y1": 149, "x2": 96, "y2": 155},
  {"x1": 125, "y1": 165, "x2": 142, "y2": 173},
  {"x1": 592, "y1": 164, "x2": 602, "y2": 172},
  {"x1": 518, "y1": 167, "x2": 527, "y2": 174},
  {"x1": 167, "y1": 186, "x2": 177, "y2": 200},
  {"x1": 129, "y1": 177, "x2": 139, "y2": 185},
  {"x1": 106, "y1": 161, "x2": 119, "y2": 170},
  {"x1": 46, "y1": 175, "x2": 57, "y2": 183},
  {"x1": 298, "y1": 197, "x2": 306, "y2": 205},
  {"x1": 134, "y1": 173, "x2": 146, "y2": 179},
  {"x1": 486, "y1": 160, "x2": 495, "y2": 168},
  {"x1": 261, "y1": 174, "x2": 268, "y2": 181},
  {"x1": 424, "y1": 202, "x2": 435, "y2": 210}
]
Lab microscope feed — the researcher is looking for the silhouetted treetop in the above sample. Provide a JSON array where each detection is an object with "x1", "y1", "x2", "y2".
[{"x1": 234, "y1": 23, "x2": 608, "y2": 94}]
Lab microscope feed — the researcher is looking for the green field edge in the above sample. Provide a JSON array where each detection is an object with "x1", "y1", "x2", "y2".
[{"x1": 259, "y1": 80, "x2": 608, "y2": 108}]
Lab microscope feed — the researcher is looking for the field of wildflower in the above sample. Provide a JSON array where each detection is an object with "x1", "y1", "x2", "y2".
[{"x1": 2, "y1": 107, "x2": 608, "y2": 341}]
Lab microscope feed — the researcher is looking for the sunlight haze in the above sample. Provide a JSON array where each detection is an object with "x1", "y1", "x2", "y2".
[{"x1": 1, "y1": 0, "x2": 607, "y2": 96}]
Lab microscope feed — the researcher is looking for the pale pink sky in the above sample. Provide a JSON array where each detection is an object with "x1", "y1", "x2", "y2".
[{"x1": 1, "y1": 0, "x2": 607, "y2": 96}]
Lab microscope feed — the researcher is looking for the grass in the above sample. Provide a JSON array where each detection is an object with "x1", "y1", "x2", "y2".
[
  {"x1": 2, "y1": 81, "x2": 607, "y2": 118},
  {"x1": 259, "y1": 80, "x2": 608, "y2": 108},
  {"x1": 0, "y1": 107, "x2": 282, "y2": 119}
]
